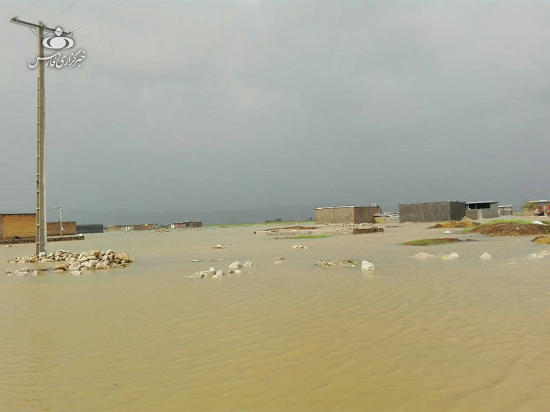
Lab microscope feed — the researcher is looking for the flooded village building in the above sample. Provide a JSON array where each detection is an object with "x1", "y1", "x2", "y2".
[
  {"x1": 46, "y1": 221, "x2": 77, "y2": 236},
  {"x1": 0, "y1": 213, "x2": 35, "y2": 239},
  {"x1": 465, "y1": 201, "x2": 499, "y2": 219},
  {"x1": 106, "y1": 224, "x2": 156, "y2": 232},
  {"x1": 315, "y1": 205, "x2": 382, "y2": 224},
  {"x1": 76, "y1": 224, "x2": 104, "y2": 234},
  {"x1": 399, "y1": 201, "x2": 466, "y2": 223},
  {"x1": 1, "y1": 213, "x2": 77, "y2": 239},
  {"x1": 498, "y1": 205, "x2": 513, "y2": 216},
  {"x1": 170, "y1": 221, "x2": 202, "y2": 229}
]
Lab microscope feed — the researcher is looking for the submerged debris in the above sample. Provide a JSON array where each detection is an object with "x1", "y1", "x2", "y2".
[
  {"x1": 212, "y1": 244, "x2": 226, "y2": 249},
  {"x1": 315, "y1": 259, "x2": 358, "y2": 268}
]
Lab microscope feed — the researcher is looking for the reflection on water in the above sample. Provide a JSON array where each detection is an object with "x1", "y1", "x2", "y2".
[{"x1": 1, "y1": 225, "x2": 549, "y2": 411}]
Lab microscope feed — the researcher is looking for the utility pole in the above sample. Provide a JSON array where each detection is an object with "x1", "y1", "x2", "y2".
[
  {"x1": 58, "y1": 206, "x2": 63, "y2": 236},
  {"x1": 10, "y1": 17, "x2": 72, "y2": 256}
]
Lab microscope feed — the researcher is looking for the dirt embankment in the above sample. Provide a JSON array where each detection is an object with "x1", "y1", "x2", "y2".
[
  {"x1": 429, "y1": 221, "x2": 480, "y2": 229},
  {"x1": 532, "y1": 236, "x2": 550, "y2": 244},
  {"x1": 472, "y1": 223, "x2": 550, "y2": 237}
]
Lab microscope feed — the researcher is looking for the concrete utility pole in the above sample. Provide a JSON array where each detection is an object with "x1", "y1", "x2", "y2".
[
  {"x1": 10, "y1": 17, "x2": 72, "y2": 255},
  {"x1": 58, "y1": 206, "x2": 63, "y2": 236}
]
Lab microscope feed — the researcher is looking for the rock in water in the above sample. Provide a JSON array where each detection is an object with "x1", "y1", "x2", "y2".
[
  {"x1": 212, "y1": 270, "x2": 224, "y2": 278},
  {"x1": 480, "y1": 252, "x2": 492, "y2": 259},
  {"x1": 361, "y1": 261, "x2": 375, "y2": 271},
  {"x1": 228, "y1": 261, "x2": 242, "y2": 270}
]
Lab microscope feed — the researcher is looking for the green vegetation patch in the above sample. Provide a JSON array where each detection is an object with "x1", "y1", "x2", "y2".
[
  {"x1": 484, "y1": 219, "x2": 548, "y2": 225},
  {"x1": 404, "y1": 238, "x2": 462, "y2": 246}
]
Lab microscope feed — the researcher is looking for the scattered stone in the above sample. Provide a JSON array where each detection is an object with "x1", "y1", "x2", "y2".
[
  {"x1": 352, "y1": 227, "x2": 384, "y2": 234},
  {"x1": 444, "y1": 230, "x2": 452, "y2": 234},
  {"x1": 413, "y1": 253, "x2": 436, "y2": 259},
  {"x1": 274, "y1": 260, "x2": 284, "y2": 264},
  {"x1": 315, "y1": 259, "x2": 358, "y2": 268},
  {"x1": 292, "y1": 245, "x2": 308, "y2": 249},
  {"x1": 212, "y1": 244, "x2": 225, "y2": 249},
  {"x1": 528, "y1": 250, "x2": 550, "y2": 260},
  {"x1": 441, "y1": 254, "x2": 458, "y2": 260},
  {"x1": 191, "y1": 259, "x2": 199, "y2": 262},
  {"x1": 243, "y1": 261, "x2": 255, "y2": 267},
  {"x1": 480, "y1": 252, "x2": 492, "y2": 259},
  {"x1": 71, "y1": 270, "x2": 82, "y2": 276},
  {"x1": 228, "y1": 261, "x2": 242, "y2": 270},
  {"x1": 361, "y1": 261, "x2": 375, "y2": 271},
  {"x1": 15, "y1": 268, "x2": 32, "y2": 276},
  {"x1": 212, "y1": 270, "x2": 224, "y2": 278},
  {"x1": 234, "y1": 269, "x2": 242, "y2": 275}
]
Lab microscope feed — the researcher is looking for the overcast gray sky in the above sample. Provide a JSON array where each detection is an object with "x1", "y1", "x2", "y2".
[{"x1": 1, "y1": 0, "x2": 549, "y2": 222}]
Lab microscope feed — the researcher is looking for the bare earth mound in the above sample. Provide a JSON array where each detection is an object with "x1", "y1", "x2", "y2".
[
  {"x1": 472, "y1": 223, "x2": 550, "y2": 236},
  {"x1": 532, "y1": 236, "x2": 550, "y2": 244},
  {"x1": 429, "y1": 221, "x2": 480, "y2": 229}
]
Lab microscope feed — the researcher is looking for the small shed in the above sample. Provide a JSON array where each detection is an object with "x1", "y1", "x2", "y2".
[
  {"x1": 465, "y1": 201, "x2": 499, "y2": 219},
  {"x1": 315, "y1": 205, "x2": 381, "y2": 225},
  {"x1": 498, "y1": 205, "x2": 513, "y2": 216},
  {"x1": 399, "y1": 201, "x2": 466, "y2": 223}
]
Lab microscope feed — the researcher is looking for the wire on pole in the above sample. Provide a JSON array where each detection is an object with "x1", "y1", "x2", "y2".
[{"x1": 73, "y1": 0, "x2": 130, "y2": 33}]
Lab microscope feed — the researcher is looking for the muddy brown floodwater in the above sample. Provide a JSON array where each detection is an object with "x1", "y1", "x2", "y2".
[{"x1": 1, "y1": 222, "x2": 550, "y2": 411}]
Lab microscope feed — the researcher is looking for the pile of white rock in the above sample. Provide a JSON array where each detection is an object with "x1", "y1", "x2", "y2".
[
  {"x1": 6, "y1": 249, "x2": 135, "y2": 276},
  {"x1": 191, "y1": 260, "x2": 255, "y2": 279}
]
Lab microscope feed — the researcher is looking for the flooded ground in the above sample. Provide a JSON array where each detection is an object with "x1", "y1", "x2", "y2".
[{"x1": 1, "y1": 222, "x2": 550, "y2": 411}]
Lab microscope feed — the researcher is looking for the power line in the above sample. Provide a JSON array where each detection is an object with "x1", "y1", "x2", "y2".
[
  {"x1": 74, "y1": 0, "x2": 130, "y2": 33},
  {"x1": 16, "y1": 0, "x2": 43, "y2": 17},
  {"x1": 46, "y1": 0, "x2": 83, "y2": 25}
]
